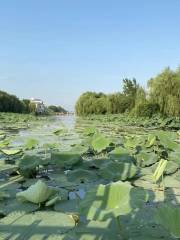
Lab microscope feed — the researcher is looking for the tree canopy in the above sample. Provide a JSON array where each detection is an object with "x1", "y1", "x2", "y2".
[{"x1": 76, "y1": 67, "x2": 180, "y2": 117}]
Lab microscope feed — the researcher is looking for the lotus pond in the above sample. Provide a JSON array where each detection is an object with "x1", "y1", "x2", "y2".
[{"x1": 0, "y1": 113, "x2": 180, "y2": 240}]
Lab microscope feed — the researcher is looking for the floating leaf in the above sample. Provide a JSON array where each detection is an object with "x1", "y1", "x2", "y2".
[
  {"x1": 0, "y1": 148, "x2": 22, "y2": 156},
  {"x1": 67, "y1": 169, "x2": 98, "y2": 183},
  {"x1": 84, "y1": 127, "x2": 97, "y2": 136},
  {"x1": 0, "y1": 211, "x2": 75, "y2": 239},
  {"x1": 18, "y1": 155, "x2": 41, "y2": 177},
  {"x1": 51, "y1": 151, "x2": 83, "y2": 168},
  {"x1": 16, "y1": 180, "x2": 58, "y2": 204},
  {"x1": 91, "y1": 134, "x2": 112, "y2": 153},
  {"x1": 99, "y1": 161, "x2": 138, "y2": 181},
  {"x1": 136, "y1": 151, "x2": 158, "y2": 167},
  {"x1": 24, "y1": 138, "x2": 39, "y2": 150},
  {"x1": 155, "y1": 204, "x2": 180, "y2": 238},
  {"x1": 80, "y1": 181, "x2": 149, "y2": 221}
]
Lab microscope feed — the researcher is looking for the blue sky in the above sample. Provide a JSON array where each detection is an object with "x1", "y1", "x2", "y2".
[{"x1": 0, "y1": 0, "x2": 180, "y2": 110}]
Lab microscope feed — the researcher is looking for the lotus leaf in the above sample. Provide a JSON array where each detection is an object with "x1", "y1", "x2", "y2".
[
  {"x1": 155, "y1": 204, "x2": 180, "y2": 238},
  {"x1": 80, "y1": 181, "x2": 149, "y2": 221},
  {"x1": 67, "y1": 169, "x2": 98, "y2": 183},
  {"x1": 0, "y1": 148, "x2": 22, "y2": 156},
  {"x1": 136, "y1": 151, "x2": 158, "y2": 167},
  {"x1": 84, "y1": 126, "x2": 97, "y2": 136},
  {"x1": 91, "y1": 134, "x2": 112, "y2": 153},
  {"x1": 99, "y1": 161, "x2": 138, "y2": 181},
  {"x1": 0, "y1": 211, "x2": 75, "y2": 239},
  {"x1": 16, "y1": 180, "x2": 58, "y2": 204},
  {"x1": 24, "y1": 138, "x2": 39, "y2": 150},
  {"x1": 109, "y1": 146, "x2": 129, "y2": 159},
  {"x1": 18, "y1": 154, "x2": 42, "y2": 177},
  {"x1": 51, "y1": 151, "x2": 83, "y2": 168}
]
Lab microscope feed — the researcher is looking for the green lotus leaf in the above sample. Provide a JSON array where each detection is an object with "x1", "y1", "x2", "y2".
[
  {"x1": 155, "y1": 204, "x2": 180, "y2": 238},
  {"x1": 79, "y1": 181, "x2": 149, "y2": 221},
  {"x1": 0, "y1": 148, "x2": 22, "y2": 156},
  {"x1": 157, "y1": 131, "x2": 179, "y2": 150},
  {"x1": 74, "y1": 219, "x2": 120, "y2": 240},
  {"x1": 16, "y1": 180, "x2": 58, "y2": 204},
  {"x1": 67, "y1": 169, "x2": 99, "y2": 183},
  {"x1": 0, "y1": 211, "x2": 75, "y2": 239},
  {"x1": 136, "y1": 151, "x2": 158, "y2": 167},
  {"x1": 84, "y1": 126, "x2": 97, "y2": 136},
  {"x1": 168, "y1": 151, "x2": 180, "y2": 165},
  {"x1": 18, "y1": 155, "x2": 42, "y2": 177},
  {"x1": 51, "y1": 151, "x2": 83, "y2": 168},
  {"x1": 109, "y1": 146, "x2": 129, "y2": 158},
  {"x1": 24, "y1": 138, "x2": 39, "y2": 150},
  {"x1": 99, "y1": 161, "x2": 138, "y2": 181},
  {"x1": 164, "y1": 161, "x2": 179, "y2": 175},
  {"x1": 91, "y1": 133, "x2": 112, "y2": 153}
]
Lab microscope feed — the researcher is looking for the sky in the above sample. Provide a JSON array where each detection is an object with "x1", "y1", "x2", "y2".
[{"x1": 0, "y1": 0, "x2": 180, "y2": 111}]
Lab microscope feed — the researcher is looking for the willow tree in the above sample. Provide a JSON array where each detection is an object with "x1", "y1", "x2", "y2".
[{"x1": 148, "y1": 67, "x2": 180, "y2": 116}]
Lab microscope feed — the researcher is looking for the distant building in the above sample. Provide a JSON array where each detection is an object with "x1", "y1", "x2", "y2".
[{"x1": 30, "y1": 98, "x2": 45, "y2": 113}]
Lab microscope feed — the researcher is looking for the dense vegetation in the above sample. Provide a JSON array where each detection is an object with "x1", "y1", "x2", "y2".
[
  {"x1": 48, "y1": 105, "x2": 67, "y2": 114},
  {"x1": 0, "y1": 114, "x2": 179, "y2": 239},
  {"x1": 0, "y1": 90, "x2": 30, "y2": 113},
  {"x1": 0, "y1": 90, "x2": 67, "y2": 114},
  {"x1": 76, "y1": 67, "x2": 180, "y2": 117}
]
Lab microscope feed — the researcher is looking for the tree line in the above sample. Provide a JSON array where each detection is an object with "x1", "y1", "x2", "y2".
[
  {"x1": 75, "y1": 67, "x2": 180, "y2": 117},
  {"x1": 0, "y1": 90, "x2": 67, "y2": 114}
]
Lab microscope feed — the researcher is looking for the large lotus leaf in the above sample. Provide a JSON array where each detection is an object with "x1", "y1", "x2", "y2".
[
  {"x1": 124, "y1": 137, "x2": 144, "y2": 149},
  {"x1": 169, "y1": 151, "x2": 180, "y2": 166},
  {"x1": 91, "y1": 134, "x2": 112, "y2": 153},
  {"x1": 157, "y1": 131, "x2": 179, "y2": 150},
  {"x1": 16, "y1": 180, "x2": 58, "y2": 204},
  {"x1": 67, "y1": 169, "x2": 99, "y2": 183},
  {"x1": 0, "y1": 148, "x2": 22, "y2": 156},
  {"x1": 79, "y1": 181, "x2": 149, "y2": 221},
  {"x1": 99, "y1": 161, "x2": 138, "y2": 181},
  {"x1": 0, "y1": 211, "x2": 75, "y2": 239},
  {"x1": 109, "y1": 147, "x2": 129, "y2": 159},
  {"x1": 155, "y1": 204, "x2": 180, "y2": 238},
  {"x1": 18, "y1": 155, "x2": 41, "y2": 177},
  {"x1": 74, "y1": 219, "x2": 120, "y2": 240},
  {"x1": 51, "y1": 151, "x2": 83, "y2": 168},
  {"x1": 0, "y1": 199, "x2": 39, "y2": 215},
  {"x1": 164, "y1": 161, "x2": 179, "y2": 175},
  {"x1": 136, "y1": 151, "x2": 158, "y2": 167}
]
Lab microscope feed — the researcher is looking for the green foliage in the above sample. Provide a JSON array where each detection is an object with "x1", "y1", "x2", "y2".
[
  {"x1": 148, "y1": 67, "x2": 180, "y2": 117},
  {"x1": 99, "y1": 161, "x2": 138, "y2": 181},
  {"x1": 76, "y1": 66, "x2": 180, "y2": 117},
  {"x1": 16, "y1": 180, "x2": 58, "y2": 204},
  {"x1": 48, "y1": 105, "x2": 67, "y2": 113},
  {"x1": 91, "y1": 133, "x2": 112, "y2": 153},
  {"x1": 131, "y1": 102, "x2": 160, "y2": 117},
  {"x1": 155, "y1": 204, "x2": 180, "y2": 238},
  {"x1": 0, "y1": 90, "x2": 24, "y2": 113}
]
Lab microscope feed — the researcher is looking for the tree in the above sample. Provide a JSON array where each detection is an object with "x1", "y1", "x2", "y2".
[{"x1": 148, "y1": 67, "x2": 180, "y2": 116}]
